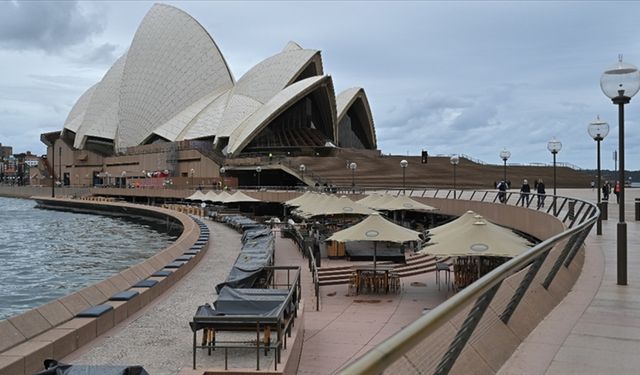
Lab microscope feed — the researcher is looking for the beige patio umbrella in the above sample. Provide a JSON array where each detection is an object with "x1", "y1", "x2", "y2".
[
  {"x1": 356, "y1": 193, "x2": 388, "y2": 209},
  {"x1": 419, "y1": 216, "x2": 532, "y2": 258},
  {"x1": 292, "y1": 193, "x2": 332, "y2": 218},
  {"x1": 375, "y1": 194, "x2": 438, "y2": 212},
  {"x1": 211, "y1": 190, "x2": 232, "y2": 203},
  {"x1": 358, "y1": 194, "x2": 395, "y2": 210},
  {"x1": 304, "y1": 196, "x2": 377, "y2": 218},
  {"x1": 427, "y1": 210, "x2": 482, "y2": 237},
  {"x1": 221, "y1": 191, "x2": 261, "y2": 203},
  {"x1": 201, "y1": 190, "x2": 220, "y2": 203},
  {"x1": 185, "y1": 190, "x2": 207, "y2": 201},
  {"x1": 285, "y1": 191, "x2": 316, "y2": 207},
  {"x1": 326, "y1": 213, "x2": 422, "y2": 270}
]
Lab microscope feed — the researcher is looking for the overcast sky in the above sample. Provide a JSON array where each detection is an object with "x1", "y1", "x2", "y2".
[{"x1": 2, "y1": 1, "x2": 640, "y2": 170}]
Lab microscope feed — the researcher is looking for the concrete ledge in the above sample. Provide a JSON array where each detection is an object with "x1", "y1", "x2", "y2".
[
  {"x1": 2, "y1": 340, "x2": 52, "y2": 375},
  {"x1": 0, "y1": 321, "x2": 26, "y2": 353},
  {"x1": 0, "y1": 355, "x2": 23, "y2": 375},
  {"x1": 105, "y1": 301, "x2": 128, "y2": 325},
  {"x1": 58, "y1": 318, "x2": 97, "y2": 348},
  {"x1": 31, "y1": 328, "x2": 77, "y2": 360}
]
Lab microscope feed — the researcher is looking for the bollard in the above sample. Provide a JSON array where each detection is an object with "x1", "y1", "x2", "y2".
[
  {"x1": 600, "y1": 201, "x2": 608, "y2": 220},
  {"x1": 636, "y1": 198, "x2": 640, "y2": 221}
]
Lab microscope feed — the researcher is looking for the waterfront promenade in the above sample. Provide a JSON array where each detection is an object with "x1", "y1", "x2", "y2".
[
  {"x1": 16, "y1": 187, "x2": 640, "y2": 374},
  {"x1": 499, "y1": 188, "x2": 640, "y2": 375},
  {"x1": 62, "y1": 217, "x2": 448, "y2": 373}
]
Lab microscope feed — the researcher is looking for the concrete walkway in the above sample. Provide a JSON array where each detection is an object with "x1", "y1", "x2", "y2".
[
  {"x1": 270, "y1": 234, "x2": 450, "y2": 374},
  {"x1": 64, "y1": 219, "x2": 450, "y2": 374},
  {"x1": 65, "y1": 220, "x2": 260, "y2": 373},
  {"x1": 499, "y1": 188, "x2": 640, "y2": 375}
]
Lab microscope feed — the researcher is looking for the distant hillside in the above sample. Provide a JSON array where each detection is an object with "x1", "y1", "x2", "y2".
[{"x1": 288, "y1": 149, "x2": 592, "y2": 189}]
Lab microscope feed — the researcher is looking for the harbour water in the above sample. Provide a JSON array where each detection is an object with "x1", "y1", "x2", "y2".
[{"x1": 0, "y1": 197, "x2": 177, "y2": 320}]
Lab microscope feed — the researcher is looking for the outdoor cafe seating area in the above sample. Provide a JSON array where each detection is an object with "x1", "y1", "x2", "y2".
[{"x1": 348, "y1": 264, "x2": 401, "y2": 295}]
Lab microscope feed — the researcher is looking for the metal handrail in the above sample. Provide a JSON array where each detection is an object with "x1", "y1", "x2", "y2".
[{"x1": 339, "y1": 189, "x2": 598, "y2": 374}]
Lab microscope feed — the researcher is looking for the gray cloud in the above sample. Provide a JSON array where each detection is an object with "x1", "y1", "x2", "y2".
[
  {"x1": 0, "y1": 1, "x2": 105, "y2": 52},
  {"x1": 77, "y1": 43, "x2": 120, "y2": 66}
]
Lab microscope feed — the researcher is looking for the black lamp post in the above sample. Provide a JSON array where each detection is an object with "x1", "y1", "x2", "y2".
[
  {"x1": 547, "y1": 138, "x2": 562, "y2": 215},
  {"x1": 190, "y1": 168, "x2": 195, "y2": 188},
  {"x1": 299, "y1": 164, "x2": 306, "y2": 184},
  {"x1": 600, "y1": 55, "x2": 640, "y2": 286},
  {"x1": 400, "y1": 159, "x2": 408, "y2": 195},
  {"x1": 588, "y1": 116, "x2": 609, "y2": 236},
  {"x1": 256, "y1": 166, "x2": 262, "y2": 190},
  {"x1": 499, "y1": 149, "x2": 511, "y2": 183},
  {"x1": 349, "y1": 162, "x2": 357, "y2": 193},
  {"x1": 450, "y1": 155, "x2": 459, "y2": 199},
  {"x1": 121, "y1": 171, "x2": 126, "y2": 188}
]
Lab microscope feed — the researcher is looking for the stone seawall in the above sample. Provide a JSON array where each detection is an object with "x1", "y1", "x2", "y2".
[{"x1": 0, "y1": 198, "x2": 207, "y2": 375}]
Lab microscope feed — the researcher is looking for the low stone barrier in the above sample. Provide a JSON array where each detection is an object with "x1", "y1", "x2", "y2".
[{"x1": 0, "y1": 198, "x2": 209, "y2": 375}]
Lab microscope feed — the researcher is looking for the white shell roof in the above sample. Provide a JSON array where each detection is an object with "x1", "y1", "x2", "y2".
[
  {"x1": 179, "y1": 90, "x2": 231, "y2": 140},
  {"x1": 336, "y1": 87, "x2": 377, "y2": 149},
  {"x1": 116, "y1": 4, "x2": 234, "y2": 148},
  {"x1": 213, "y1": 48, "x2": 322, "y2": 139},
  {"x1": 227, "y1": 75, "x2": 335, "y2": 156},
  {"x1": 74, "y1": 54, "x2": 127, "y2": 149},
  {"x1": 63, "y1": 83, "x2": 97, "y2": 133},
  {"x1": 153, "y1": 87, "x2": 229, "y2": 141},
  {"x1": 283, "y1": 41, "x2": 302, "y2": 52},
  {"x1": 60, "y1": 4, "x2": 376, "y2": 156}
]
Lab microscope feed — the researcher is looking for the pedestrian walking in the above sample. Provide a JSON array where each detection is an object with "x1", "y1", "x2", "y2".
[
  {"x1": 536, "y1": 179, "x2": 546, "y2": 209},
  {"x1": 614, "y1": 181, "x2": 621, "y2": 203},
  {"x1": 498, "y1": 180, "x2": 507, "y2": 203},
  {"x1": 602, "y1": 181, "x2": 610, "y2": 201},
  {"x1": 519, "y1": 179, "x2": 531, "y2": 206}
]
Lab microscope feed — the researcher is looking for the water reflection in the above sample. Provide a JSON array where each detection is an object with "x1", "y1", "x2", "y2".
[{"x1": 0, "y1": 197, "x2": 177, "y2": 320}]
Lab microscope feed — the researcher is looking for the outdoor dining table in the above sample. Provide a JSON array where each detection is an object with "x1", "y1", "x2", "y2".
[{"x1": 352, "y1": 265, "x2": 396, "y2": 294}]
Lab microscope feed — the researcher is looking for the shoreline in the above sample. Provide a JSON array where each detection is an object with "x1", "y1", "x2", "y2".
[{"x1": 0, "y1": 198, "x2": 205, "y2": 375}]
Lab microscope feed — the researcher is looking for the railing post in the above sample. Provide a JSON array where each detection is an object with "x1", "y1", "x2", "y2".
[
  {"x1": 500, "y1": 249, "x2": 550, "y2": 324},
  {"x1": 564, "y1": 223, "x2": 594, "y2": 268},
  {"x1": 434, "y1": 282, "x2": 502, "y2": 375},
  {"x1": 568, "y1": 202, "x2": 587, "y2": 228},
  {"x1": 542, "y1": 233, "x2": 579, "y2": 289}
]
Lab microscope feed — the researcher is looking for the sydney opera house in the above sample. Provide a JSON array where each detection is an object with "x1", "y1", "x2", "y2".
[{"x1": 40, "y1": 3, "x2": 376, "y2": 188}]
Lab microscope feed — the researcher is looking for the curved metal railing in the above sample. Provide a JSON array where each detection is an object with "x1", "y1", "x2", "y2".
[{"x1": 340, "y1": 189, "x2": 598, "y2": 375}]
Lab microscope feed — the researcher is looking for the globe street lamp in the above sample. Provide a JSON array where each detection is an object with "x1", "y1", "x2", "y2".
[
  {"x1": 450, "y1": 155, "x2": 459, "y2": 199},
  {"x1": 256, "y1": 166, "x2": 262, "y2": 190},
  {"x1": 349, "y1": 162, "x2": 357, "y2": 193},
  {"x1": 190, "y1": 168, "x2": 195, "y2": 187},
  {"x1": 121, "y1": 171, "x2": 126, "y2": 188},
  {"x1": 499, "y1": 149, "x2": 511, "y2": 183},
  {"x1": 299, "y1": 164, "x2": 306, "y2": 184},
  {"x1": 588, "y1": 116, "x2": 609, "y2": 236},
  {"x1": 547, "y1": 138, "x2": 562, "y2": 215},
  {"x1": 219, "y1": 166, "x2": 226, "y2": 190},
  {"x1": 600, "y1": 55, "x2": 640, "y2": 286},
  {"x1": 400, "y1": 159, "x2": 408, "y2": 195}
]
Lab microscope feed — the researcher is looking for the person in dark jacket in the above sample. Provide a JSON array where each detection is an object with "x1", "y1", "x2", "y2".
[
  {"x1": 497, "y1": 180, "x2": 507, "y2": 203},
  {"x1": 602, "y1": 181, "x2": 610, "y2": 201},
  {"x1": 536, "y1": 179, "x2": 546, "y2": 209},
  {"x1": 519, "y1": 179, "x2": 531, "y2": 206}
]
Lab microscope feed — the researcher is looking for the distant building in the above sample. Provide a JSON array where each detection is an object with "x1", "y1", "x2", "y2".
[{"x1": 0, "y1": 143, "x2": 12, "y2": 159}]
